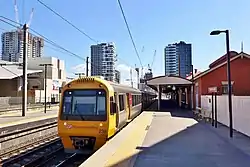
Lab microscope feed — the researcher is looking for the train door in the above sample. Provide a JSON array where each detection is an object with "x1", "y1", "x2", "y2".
[
  {"x1": 126, "y1": 93, "x2": 131, "y2": 120},
  {"x1": 114, "y1": 92, "x2": 119, "y2": 129},
  {"x1": 109, "y1": 94, "x2": 117, "y2": 136}
]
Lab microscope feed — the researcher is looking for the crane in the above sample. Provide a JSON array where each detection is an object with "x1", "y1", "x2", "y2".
[
  {"x1": 14, "y1": 0, "x2": 21, "y2": 30},
  {"x1": 140, "y1": 46, "x2": 145, "y2": 79},
  {"x1": 14, "y1": 0, "x2": 34, "y2": 28},
  {"x1": 27, "y1": 8, "x2": 34, "y2": 27},
  {"x1": 14, "y1": 0, "x2": 20, "y2": 24},
  {"x1": 148, "y1": 50, "x2": 156, "y2": 73}
]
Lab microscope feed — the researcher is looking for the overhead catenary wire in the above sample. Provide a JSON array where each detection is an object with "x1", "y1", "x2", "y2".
[
  {"x1": 117, "y1": 0, "x2": 143, "y2": 68},
  {"x1": 0, "y1": 16, "x2": 139, "y2": 75},
  {"x1": 0, "y1": 16, "x2": 104, "y2": 72},
  {"x1": 0, "y1": 17, "x2": 20, "y2": 29},
  {"x1": 36, "y1": 0, "x2": 139, "y2": 73},
  {"x1": 37, "y1": 0, "x2": 98, "y2": 43},
  {"x1": 29, "y1": 28, "x2": 86, "y2": 61}
]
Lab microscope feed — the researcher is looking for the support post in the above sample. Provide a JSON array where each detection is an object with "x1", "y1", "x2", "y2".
[
  {"x1": 191, "y1": 85, "x2": 194, "y2": 110},
  {"x1": 130, "y1": 68, "x2": 133, "y2": 87},
  {"x1": 226, "y1": 30, "x2": 233, "y2": 138},
  {"x1": 86, "y1": 56, "x2": 89, "y2": 76},
  {"x1": 178, "y1": 88, "x2": 182, "y2": 107},
  {"x1": 22, "y1": 24, "x2": 28, "y2": 117},
  {"x1": 215, "y1": 92, "x2": 218, "y2": 128},
  {"x1": 157, "y1": 85, "x2": 160, "y2": 111},
  {"x1": 39, "y1": 63, "x2": 52, "y2": 114},
  {"x1": 44, "y1": 65, "x2": 47, "y2": 114},
  {"x1": 211, "y1": 93, "x2": 214, "y2": 126}
]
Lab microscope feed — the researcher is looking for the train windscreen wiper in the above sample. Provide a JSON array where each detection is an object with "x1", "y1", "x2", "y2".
[{"x1": 74, "y1": 101, "x2": 85, "y2": 121}]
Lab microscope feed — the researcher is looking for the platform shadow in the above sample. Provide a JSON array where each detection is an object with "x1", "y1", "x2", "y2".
[
  {"x1": 144, "y1": 100, "x2": 193, "y2": 119},
  {"x1": 106, "y1": 121, "x2": 250, "y2": 167}
]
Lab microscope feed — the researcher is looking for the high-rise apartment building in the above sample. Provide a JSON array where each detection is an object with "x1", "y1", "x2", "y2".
[
  {"x1": 1, "y1": 30, "x2": 44, "y2": 62},
  {"x1": 164, "y1": 41, "x2": 192, "y2": 78},
  {"x1": 90, "y1": 42, "x2": 117, "y2": 82}
]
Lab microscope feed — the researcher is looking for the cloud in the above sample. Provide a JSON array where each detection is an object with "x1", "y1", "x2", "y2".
[
  {"x1": 72, "y1": 63, "x2": 86, "y2": 73},
  {"x1": 69, "y1": 62, "x2": 91, "y2": 77}
]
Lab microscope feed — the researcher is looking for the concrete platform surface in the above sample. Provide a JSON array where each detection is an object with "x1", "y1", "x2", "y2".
[
  {"x1": 0, "y1": 108, "x2": 58, "y2": 128},
  {"x1": 80, "y1": 109, "x2": 250, "y2": 167}
]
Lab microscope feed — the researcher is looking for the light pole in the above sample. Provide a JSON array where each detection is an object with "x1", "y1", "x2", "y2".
[
  {"x1": 210, "y1": 29, "x2": 233, "y2": 138},
  {"x1": 40, "y1": 63, "x2": 53, "y2": 114}
]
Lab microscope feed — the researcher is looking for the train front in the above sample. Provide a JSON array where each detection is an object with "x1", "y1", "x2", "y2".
[{"x1": 58, "y1": 77, "x2": 109, "y2": 154}]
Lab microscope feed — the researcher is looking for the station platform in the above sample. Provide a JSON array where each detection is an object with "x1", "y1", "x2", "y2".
[
  {"x1": 81, "y1": 100, "x2": 250, "y2": 167},
  {"x1": 0, "y1": 106, "x2": 58, "y2": 131}
]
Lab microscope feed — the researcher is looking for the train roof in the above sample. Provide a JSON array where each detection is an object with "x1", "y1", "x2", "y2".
[
  {"x1": 108, "y1": 81, "x2": 141, "y2": 94},
  {"x1": 68, "y1": 76, "x2": 141, "y2": 94}
]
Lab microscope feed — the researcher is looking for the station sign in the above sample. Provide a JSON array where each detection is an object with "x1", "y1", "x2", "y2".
[{"x1": 208, "y1": 87, "x2": 217, "y2": 93}]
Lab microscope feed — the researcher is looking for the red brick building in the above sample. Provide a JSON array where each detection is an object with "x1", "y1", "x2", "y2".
[{"x1": 192, "y1": 51, "x2": 250, "y2": 108}]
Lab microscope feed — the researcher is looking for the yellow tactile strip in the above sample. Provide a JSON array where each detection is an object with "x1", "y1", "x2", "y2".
[{"x1": 104, "y1": 112, "x2": 154, "y2": 167}]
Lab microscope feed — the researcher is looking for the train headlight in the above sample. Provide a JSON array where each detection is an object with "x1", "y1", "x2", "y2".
[{"x1": 99, "y1": 123, "x2": 103, "y2": 127}]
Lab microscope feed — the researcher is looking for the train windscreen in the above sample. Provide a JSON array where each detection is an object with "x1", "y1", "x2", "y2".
[{"x1": 60, "y1": 89, "x2": 107, "y2": 121}]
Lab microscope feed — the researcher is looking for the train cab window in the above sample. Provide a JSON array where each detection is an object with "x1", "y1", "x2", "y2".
[
  {"x1": 119, "y1": 94, "x2": 124, "y2": 111},
  {"x1": 60, "y1": 90, "x2": 107, "y2": 121}
]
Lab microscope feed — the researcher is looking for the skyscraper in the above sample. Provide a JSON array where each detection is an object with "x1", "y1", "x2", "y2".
[
  {"x1": 1, "y1": 30, "x2": 44, "y2": 62},
  {"x1": 164, "y1": 41, "x2": 192, "y2": 78},
  {"x1": 90, "y1": 42, "x2": 117, "y2": 82}
]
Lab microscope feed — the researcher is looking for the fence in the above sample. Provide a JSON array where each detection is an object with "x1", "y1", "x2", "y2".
[
  {"x1": 0, "y1": 96, "x2": 60, "y2": 106},
  {"x1": 201, "y1": 95, "x2": 250, "y2": 137}
]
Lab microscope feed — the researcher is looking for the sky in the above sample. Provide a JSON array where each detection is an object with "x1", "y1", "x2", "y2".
[{"x1": 1, "y1": 0, "x2": 250, "y2": 86}]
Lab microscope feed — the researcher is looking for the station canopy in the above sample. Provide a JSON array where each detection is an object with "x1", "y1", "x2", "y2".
[{"x1": 146, "y1": 75, "x2": 193, "y2": 91}]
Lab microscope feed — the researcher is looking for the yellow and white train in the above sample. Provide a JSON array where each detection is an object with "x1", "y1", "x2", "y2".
[{"x1": 58, "y1": 77, "x2": 155, "y2": 154}]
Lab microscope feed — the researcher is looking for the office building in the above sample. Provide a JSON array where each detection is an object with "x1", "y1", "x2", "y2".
[
  {"x1": 164, "y1": 41, "x2": 192, "y2": 78},
  {"x1": 90, "y1": 42, "x2": 117, "y2": 81},
  {"x1": 27, "y1": 56, "x2": 66, "y2": 103},
  {"x1": 1, "y1": 30, "x2": 44, "y2": 62},
  {"x1": 0, "y1": 56, "x2": 66, "y2": 105}
]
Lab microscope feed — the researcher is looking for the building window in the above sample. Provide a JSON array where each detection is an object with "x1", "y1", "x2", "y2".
[{"x1": 221, "y1": 85, "x2": 233, "y2": 94}]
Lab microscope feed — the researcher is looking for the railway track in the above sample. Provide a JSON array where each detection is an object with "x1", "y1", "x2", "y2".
[
  {"x1": 0, "y1": 135, "x2": 60, "y2": 167},
  {"x1": 1, "y1": 137, "x2": 88, "y2": 167},
  {"x1": 0, "y1": 121, "x2": 89, "y2": 167}
]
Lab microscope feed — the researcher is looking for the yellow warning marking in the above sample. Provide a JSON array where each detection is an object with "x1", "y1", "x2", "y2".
[{"x1": 104, "y1": 112, "x2": 154, "y2": 167}]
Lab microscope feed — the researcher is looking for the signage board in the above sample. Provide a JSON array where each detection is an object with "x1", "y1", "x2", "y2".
[{"x1": 208, "y1": 87, "x2": 217, "y2": 93}]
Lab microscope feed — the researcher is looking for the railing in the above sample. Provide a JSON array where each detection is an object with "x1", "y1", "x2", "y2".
[{"x1": 0, "y1": 104, "x2": 59, "y2": 113}]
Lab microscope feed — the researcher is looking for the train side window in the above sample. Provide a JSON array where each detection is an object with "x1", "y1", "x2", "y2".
[
  {"x1": 132, "y1": 95, "x2": 135, "y2": 106},
  {"x1": 136, "y1": 95, "x2": 139, "y2": 105},
  {"x1": 119, "y1": 94, "x2": 124, "y2": 111}
]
